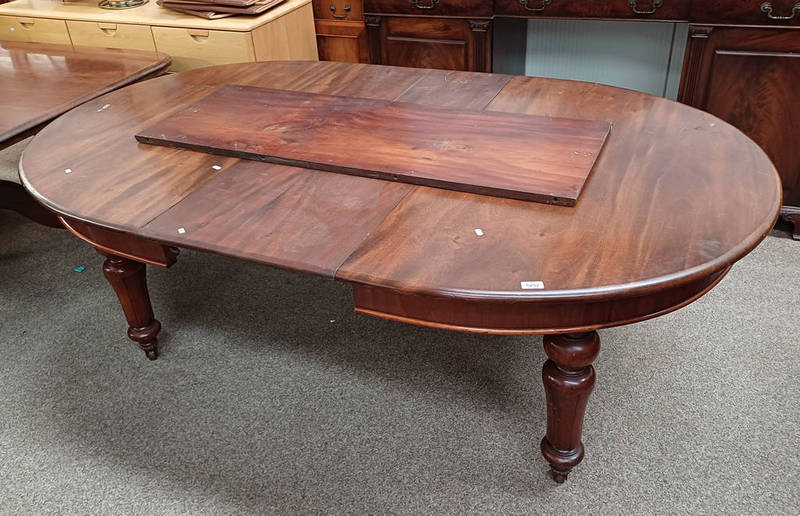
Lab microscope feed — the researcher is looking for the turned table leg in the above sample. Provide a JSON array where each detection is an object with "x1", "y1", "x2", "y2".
[
  {"x1": 540, "y1": 331, "x2": 600, "y2": 483},
  {"x1": 100, "y1": 253, "x2": 161, "y2": 360},
  {"x1": 782, "y1": 209, "x2": 800, "y2": 241}
]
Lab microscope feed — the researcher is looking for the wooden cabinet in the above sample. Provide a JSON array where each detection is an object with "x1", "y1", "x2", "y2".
[
  {"x1": 679, "y1": 26, "x2": 800, "y2": 236},
  {"x1": 0, "y1": 15, "x2": 70, "y2": 44},
  {"x1": 314, "y1": 0, "x2": 364, "y2": 20},
  {"x1": 690, "y1": 1, "x2": 800, "y2": 25},
  {"x1": 365, "y1": 15, "x2": 491, "y2": 71},
  {"x1": 312, "y1": 0, "x2": 368, "y2": 63},
  {"x1": 0, "y1": 0, "x2": 318, "y2": 72},
  {"x1": 364, "y1": 0, "x2": 491, "y2": 17},
  {"x1": 315, "y1": 19, "x2": 368, "y2": 62},
  {"x1": 152, "y1": 27, "x2": 255, "y2": 72},
  {"x1": 495, "y1": 0, "x2": 689, "y2": 20},
  {"x1": 67, "y1": 21, "x2": 156, "y2": 51}
]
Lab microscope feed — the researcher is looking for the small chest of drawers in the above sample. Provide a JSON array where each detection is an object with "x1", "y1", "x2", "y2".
[{"x1": 0, "y1": 0, "x2": 318, "y2": 71}]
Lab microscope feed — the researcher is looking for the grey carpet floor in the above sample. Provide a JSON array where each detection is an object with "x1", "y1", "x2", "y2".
[{"x1": 1, "y1": 210, "x2": 798, "y2": 515}]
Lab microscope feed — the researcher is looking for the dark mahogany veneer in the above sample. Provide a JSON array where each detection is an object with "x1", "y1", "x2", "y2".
[{"x1": 20, "y1": 62, "x2": 781, "y2": 483}]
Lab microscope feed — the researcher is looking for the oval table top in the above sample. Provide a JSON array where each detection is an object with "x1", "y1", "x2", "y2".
[{"x1": 20, "y1": 61, "x2": 782, "y2": 332}]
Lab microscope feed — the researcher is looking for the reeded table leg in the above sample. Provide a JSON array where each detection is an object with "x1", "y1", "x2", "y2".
[
  {"x1": 101, "y1": 252, "x2": 161, "y2": 360},
  {"x1": 540, "y1": 331, "x2": 600, "y2": 483}
]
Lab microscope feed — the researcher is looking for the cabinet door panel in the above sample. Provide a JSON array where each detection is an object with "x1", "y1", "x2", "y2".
[
  {"x1": 385, "y1": 35, "x2": 466, "y2": 69},
  {"x1": 315, "y1": 19, "x2": 368, "y2": 62},
  {"x1": 366, "y1": 16, "x2": 490, "y2": 72},
  {"x1": 680, "y1": 27, "x2": 800, "y2": 207}
]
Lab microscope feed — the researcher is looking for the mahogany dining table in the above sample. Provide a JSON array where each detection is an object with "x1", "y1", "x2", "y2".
[
  {"x1": 18, "y1": 61, "x2": 781, "y2": 483},
  {"x1": 0, "y1": 40, "x2": 170, "y2": 225}
]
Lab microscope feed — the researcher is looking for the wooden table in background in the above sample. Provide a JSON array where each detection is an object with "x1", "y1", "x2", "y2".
[
  {"x1": 0, "y1": 40, "x2": 170, "y2": 225},
  {"x1": 19, "y1": 61, "x2": 781, "y2": 483}
]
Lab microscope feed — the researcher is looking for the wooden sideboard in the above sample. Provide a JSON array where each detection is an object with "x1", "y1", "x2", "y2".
[
  {"x1": 679, "y1": 24, "x2": 800, "y2": 237},
  {"x1": 0, "y1": 0, "x2": 318, "y2": 71},
  {"x1": 311, "y1": 0, "x2": 800, "y2": 238}
]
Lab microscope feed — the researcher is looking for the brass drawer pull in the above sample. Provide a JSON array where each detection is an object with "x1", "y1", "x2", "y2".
[
  {"x1": 520, "y1": 0, "x2": 552, "y2": 12},
  {"x1": 411, "y1": 0, "x2": 439, "y2": 8},
  {"x1": 761, "y1": 2, "x2": 800, "y2": 20},
  {"x1": 329, "y1": 4, "x2": 351, "y2": 18},
  {"x1": 627, "y1": 0, "x2": 663, "y2": 15}
]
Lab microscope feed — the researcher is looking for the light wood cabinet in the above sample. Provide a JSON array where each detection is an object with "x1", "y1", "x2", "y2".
[
  {"x1": 0, "y1": 0, "x2": 318, "y2": 72},
  {"x1": 0, "y1": 15, "x2": 70, "y2": 44},
  {"x1": 67, "y1": 21, "x2": 155, "y2": 52},
  {"x1": 252, "y1": 2, "x2": 319, "y2": 62},
  {"x1": 152, "y1": 27, "x2": 255, "y2": 72}
]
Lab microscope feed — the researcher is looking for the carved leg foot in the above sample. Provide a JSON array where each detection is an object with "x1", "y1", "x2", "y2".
[
  {"x1": 540, "y1": 331, "x2": 600, "y2": 483},
  {"x1": 101, "y1": 253, "x2": 161, "y2": 360}
]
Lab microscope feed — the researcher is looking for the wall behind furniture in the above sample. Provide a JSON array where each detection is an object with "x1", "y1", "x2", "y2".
[{"x1": 495, "y1": 19, "x2": 688, "y2": 100}]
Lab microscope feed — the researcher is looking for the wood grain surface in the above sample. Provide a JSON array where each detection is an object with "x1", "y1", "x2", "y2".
[
  {"x1": 0, "y1": 41, "x2": 170, "y2": 146},
  {"x1": 19, "y1": 61, "x2": 782, "y2": 331},
  {"x1": 136, "y1": 85, "x2": 610, "y2": 206},
  {"x1": 17, "y1": 60, "x2": 783, "y2": 484}
]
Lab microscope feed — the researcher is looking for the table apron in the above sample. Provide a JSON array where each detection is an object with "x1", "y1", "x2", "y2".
[{"x1": 350, "y1": 269, "x2": 730, "y2": 334}]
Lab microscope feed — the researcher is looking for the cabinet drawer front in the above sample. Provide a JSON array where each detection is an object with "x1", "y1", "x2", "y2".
[
  {"x1": 67, "y1": 21, "x2": 155, "y2": 51},
  {"x1": 0, "y1": 16, "x2": 70, "y2": 44},
  {"x1": 152, "y1": 27, "x2": 255, "y2": 72},
  {"x1": 365, "y1": 0, "x2": 491, "y2": 17},
  {"x1": 314, "y1": 0, "x2": 364, "y2": 21},
  {"x1": 315, "y1": 20, "x2": 368, "y2": 62},
  {"x1": 691, "y1": 1, "x2": 800, "y2": 25},
  {"x1": 495, "y1": 0, "x2": 688, "y2": 20}
]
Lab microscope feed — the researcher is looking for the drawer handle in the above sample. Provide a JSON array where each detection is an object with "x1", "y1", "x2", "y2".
[
  {"x1": 627, "y1": 0, "x2": 663, "y2": 15},
  {"x1": 329, "y1": 4, "x2": 351, "y2": 18},
  {"x1": 98, "y1": 23, "x2": 117, "y2": 36},
  {"x1": 188, "y1": 29, "x2": 210, "y2": 42},
  {"x1": 761, "y1": 2, "x2": 800, "y2": 20},
  {"x1": 410, "y1": 0, "x2": 439, "y2": 9},
  {"x1": 520, "y1": 0, "x2": 552, "y2": 12},
  {"x1": 18, "y1": 21, "x2": 35, "y2": 29}
]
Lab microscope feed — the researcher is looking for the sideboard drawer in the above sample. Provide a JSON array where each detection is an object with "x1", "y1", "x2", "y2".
[
  {"x1": 364, "y1": 0, "x2": 491, "y2": 17},
  {"x1": 0, "y1": 16, "x2": 70, "y2": 44},
  {"x1": 152, "y1": 27, "x2": 255, "y2": 72},
  {"x1": 67, "y1": 21, "x2": 156, "y2": 51},
  {"x1": 314, "y1": 0, "x2": 364, "y2": 21},
  {"x1": 495, "y1": 0, "x2": 689, "y2": 20},
  {"x1": 691, "y1": 1, "x2": 800, "y2": 25}
]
